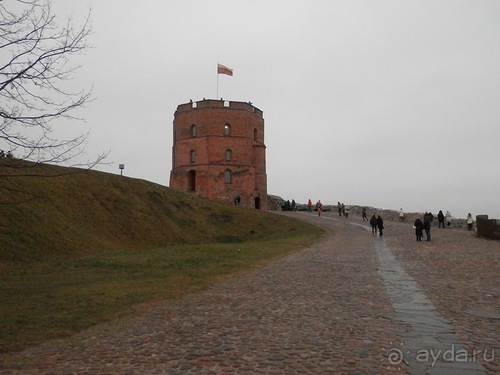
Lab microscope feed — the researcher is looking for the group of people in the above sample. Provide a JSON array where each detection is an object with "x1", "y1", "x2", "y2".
[
  {"x1": 305, "y1": 199, "x2": 322, "y2": 215},
  {"x1": 337, "y1": 202, "x2": 350, "y2": 218},
  {"x1": 436, "y1": 210, "x2": 453, "y2": 228},
  {"x1": 0, "y1": 150, "x2": 13, "y2": 158},
  {"x1": 413, "y1": 210, "x2": 475, "y2": 241},
  {"x1": 280, "y1": 199, "x2": 297, "y2": 211},
  {"x1": 413, "y1": 212, "x2": 434, "y2": 241},
  {"x1": 369, "y1": 214, "x2": 384, "y2": 236}
]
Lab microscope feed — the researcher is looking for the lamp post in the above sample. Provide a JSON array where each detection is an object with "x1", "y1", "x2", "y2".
[{"x1": 119, "y1": 164, "x2": 124, "y2": 176}]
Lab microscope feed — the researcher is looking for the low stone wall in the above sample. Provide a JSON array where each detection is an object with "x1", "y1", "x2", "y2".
[
  {"x1": 267, "y1": 195, "x2": 283, "y2": 211},
  {"x1": 266, "y1": 197, "x2": 488, "y2": 232},
  {"x1": 476, "y1": 215, "x2": 500, "y2": 240}
]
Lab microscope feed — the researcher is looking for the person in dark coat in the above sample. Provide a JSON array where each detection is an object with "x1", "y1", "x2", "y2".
[
  {"x1": 370, "y1": 214, "x2": 378, "y2": 234},
  {"x1": 377, "y1": 215, "x2": 384, "y2": 236},
  {"x1": 423, "y1": 212, "x2": 432, "y2": 241},
  {"x1": 437, "y1": 210, "x2": 445, "y2": 228},
  {"x1": 414, "y1": 217, "x2": 423, "y2": 241}
]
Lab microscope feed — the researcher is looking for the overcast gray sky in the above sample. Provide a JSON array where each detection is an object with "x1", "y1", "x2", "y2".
[{"x1": 48, "y1": 0, "x2": 499, "y2": 219}]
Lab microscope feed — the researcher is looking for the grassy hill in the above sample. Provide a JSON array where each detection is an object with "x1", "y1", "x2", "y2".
[
  {"x1": 0, "y1": 159, "x2": 319, "y2": 262},
  {"x1": 0, "y1": 159, "x2": 324, "y2": 355}
]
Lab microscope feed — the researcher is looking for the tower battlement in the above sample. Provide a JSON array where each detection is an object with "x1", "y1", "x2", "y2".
[{"x1": 175, "y1": 99, "x2": 263, "y2": 118}]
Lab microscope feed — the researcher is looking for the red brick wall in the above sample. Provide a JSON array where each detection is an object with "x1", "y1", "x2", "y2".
[{"x1": 170, "y1": 100, "x2": 267, "y2": 209}]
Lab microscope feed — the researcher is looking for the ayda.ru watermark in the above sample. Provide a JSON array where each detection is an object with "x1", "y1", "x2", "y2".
[{"x1": 383, "y1": 343, "x2": 496, "y2": 368}]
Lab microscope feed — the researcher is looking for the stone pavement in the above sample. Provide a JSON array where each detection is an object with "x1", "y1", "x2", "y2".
[
  {"x1": 0, "y1": 211, "x2": 498, "y2": 374},
  {"x1": 380, "y1": 213, "x2": 500, "y2": 374}
]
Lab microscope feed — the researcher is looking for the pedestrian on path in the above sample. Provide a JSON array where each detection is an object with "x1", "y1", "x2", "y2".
[
  {"x1": 438, "y1": 210, "x2": 445, "y2": 228},
  {"x1": 423, "y1": 212, "x2": 432, "y2": 241},
  {"x1": 399, "y1": 208, "x2": 405, "y2": 222},
  {"x1": 377, "y1": 215, "x2": 384, "y2": 236},
  {"x1": 370, "y1": 214, "x2": 378, "y2": 235},
  {"x1": 414, "y1": 217, "x2": 423, "y2": 241},
  {"x1": 446, "y1": 211, "x2": 452, "y2": 227},
  {"x1": 362, "y1": 207, "x2": 368, "y2": 221},
  {"x1": 467, "y1": 213, "x2": 473, "y2": 230},
  {"x1": 316, "y1": 200, "x2": 322, "y2": 216},
  {"x1": 307, "y1": 199, "x2": 312, "y2": 212}
]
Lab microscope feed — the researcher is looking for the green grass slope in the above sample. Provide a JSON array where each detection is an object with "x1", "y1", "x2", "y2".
[{"x1": 0, "y1": 160, "x2": 312, "y2": 262}]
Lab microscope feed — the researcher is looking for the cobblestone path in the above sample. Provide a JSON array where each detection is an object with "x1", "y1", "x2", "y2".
[{"x1": 0, "y1": 212, "x2": 498, "y2": 374}]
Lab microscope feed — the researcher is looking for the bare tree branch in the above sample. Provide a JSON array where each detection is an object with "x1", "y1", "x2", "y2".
[
  {"x1": 0, "y1": 0, "x2": 96, "y2": 160},
  {"x1": 0, "y1": 0, "x2": 107, "y2": 202}
]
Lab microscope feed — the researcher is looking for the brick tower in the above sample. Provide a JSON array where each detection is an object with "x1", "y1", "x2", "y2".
[{"x1": 169, "y1": 99, "x2": 267, "y2": 210}]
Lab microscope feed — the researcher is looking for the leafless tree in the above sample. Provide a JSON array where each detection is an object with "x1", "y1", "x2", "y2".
[
  {"x1": 1, "y1": 0, "x2": 107, "y2": 202},
  {"x1": 0, "y1": 0, "x2": 108, "y2": 163}
]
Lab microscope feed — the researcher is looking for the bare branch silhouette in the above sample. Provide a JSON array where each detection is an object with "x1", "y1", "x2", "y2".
[{"x1": 0, "y1": 1, "x2": 107, "y2": 201}]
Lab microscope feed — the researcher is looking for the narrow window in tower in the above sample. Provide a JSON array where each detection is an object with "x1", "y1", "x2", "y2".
[
  {"x1": 224, "y1": 170, "x2": 232, "y2": 184},
  {"x1": 190, "y1": 124, "x2": 197, "y2": 137},
  {"x1": 224, "y1": 123, "x2": 231, "y2": 136},
  {"x1": 253, "y1": 128, "x2": 258, "y2": 141},
  {"x1": 225, "y1": 149, "x2": 232, "y2": 162},
  {"x1": 190, "y1": 150, "x2": 196, "y2": 163}
]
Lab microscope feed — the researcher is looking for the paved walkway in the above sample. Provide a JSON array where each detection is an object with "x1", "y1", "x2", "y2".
[{"x1": 0, "y1": 212, "x2": 498, "y2": 374}]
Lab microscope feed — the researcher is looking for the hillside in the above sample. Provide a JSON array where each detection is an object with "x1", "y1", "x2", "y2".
[{"x1": 0, "y1": 159, "x2": 312, "y2": 262}]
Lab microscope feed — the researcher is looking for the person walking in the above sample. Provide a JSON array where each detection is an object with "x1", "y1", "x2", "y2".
[
  {"x1": 307, "y1": 199, "x2": 312, "y2": 212},
  {"x1": 437, "y1": 210, "x2": 445, "y2": 228},
  {"x1": 423, "y1": 212, "x2": 432, "y2": 241},
  {"x1": 370, "y1": 214, "x2": 378, "y2": 235},
  {"x1": 316, "y1": 200, "x2": 322, "y2": 217},
  {"x1": 362, "y1": 207, "x2": 368, "y2": 221},
  {"x1": 399, "y1": 208, "x2": 405, "y2": 222},
  {"x1": 337, "y1": 202, "x2": 342, "y2": 216},
  {"x1": 446, "y1": 211, "x2": 452, "y2": 228},
  {"x1": 467, "y1": 213, "x2": 473, "y2": 231},
  {"x1": 414, "y1": 217, "x2": 424, "y2": 241},
  {"x1": 377, "y1": 215, "x2": 384, "y2": 236}
]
